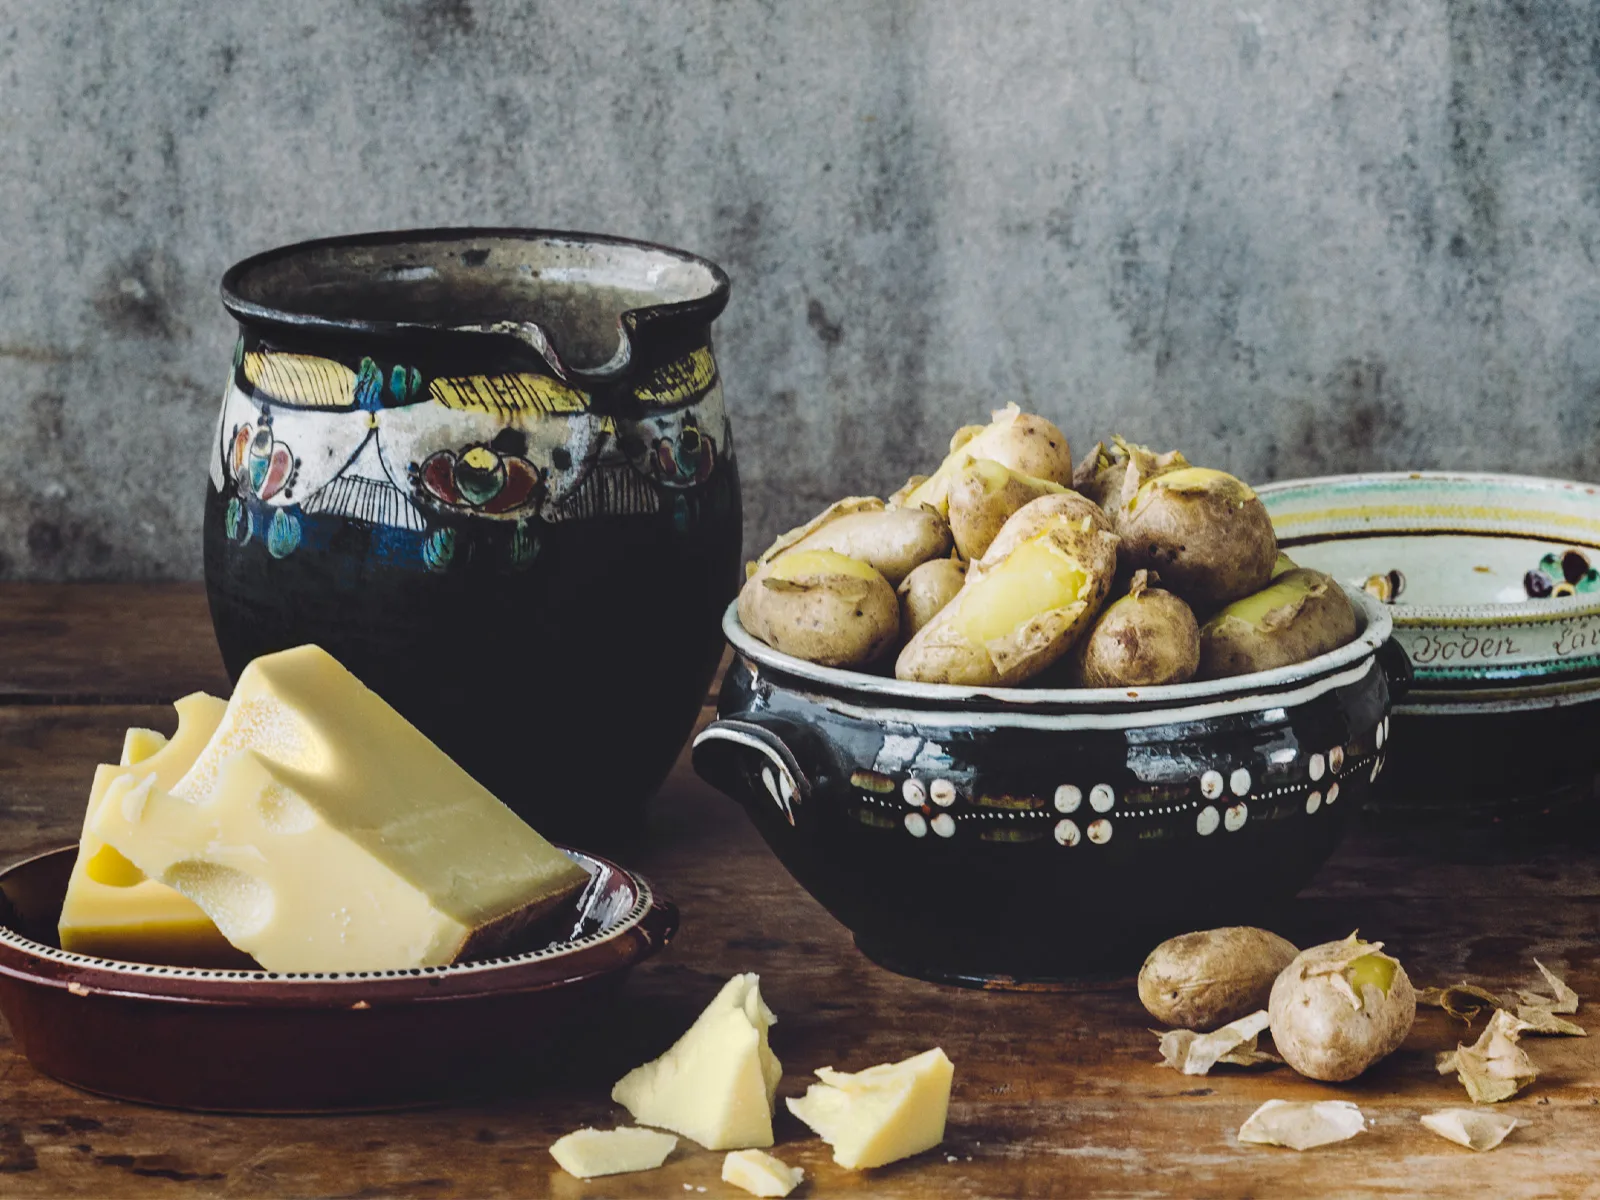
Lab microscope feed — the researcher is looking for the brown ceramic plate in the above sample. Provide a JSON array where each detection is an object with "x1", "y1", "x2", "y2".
[{"x1": 0, "y1": 846, "x2": 675, "y2": 1113}]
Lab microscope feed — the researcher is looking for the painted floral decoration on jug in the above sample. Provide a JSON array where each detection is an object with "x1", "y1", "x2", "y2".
[{"x1": 210, "y1": 337, "x2": 734, "y2": 574}]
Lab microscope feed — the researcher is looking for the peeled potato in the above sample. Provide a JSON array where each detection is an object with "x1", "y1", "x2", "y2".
[
  {"x1": 1271, "y1": 551, "x2": 1298, "y2": 578},
  {"x1": 1116, "y1": 468, "x2": 1278, "y2": 610},
  {"x1": 1198, "y1": 568, "x2": 1359, "y2": 679},
  {"x1": 903, "y1": 404, "x2": 1074, "y2": 515},
  {"x1": 758, "y1": 498, "x2": 950, "y2": 586},
  {"x1": 896, "y1": 496, "x2": 1119, "y2": 686},
  {"x1": 1269, "y1": 934, "x2": 1417, "y2": 1082},
  {"x1": 738, "y1": 549, "x2": 899, "y2": 668},
  {"x1": 973, "y1": 492, "x2": 1115, "y2": 570},
  {"x1": 1139, "y1": 927, "x2": 1300, "y2": 1031},
  {"x1": 1073, "y1": 436, "x2": 1189, "y2": 512},
  {"x1": 946, "y1": 458, "x2": 1068, "y2": 561},
  {"x1": 1073, "y1": 570, "x2": 1199, "y2": 688},
  {"x1": 897, "y1": 558, "x2": 967, "y2": 638}
]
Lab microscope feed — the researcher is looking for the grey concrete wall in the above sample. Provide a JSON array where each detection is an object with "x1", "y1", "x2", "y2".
[{"x1": 2, "y1": 0, "x2": 1597, "y2": 579}]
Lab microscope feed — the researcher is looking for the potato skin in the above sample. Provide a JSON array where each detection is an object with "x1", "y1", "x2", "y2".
[
  {"x1": 1117, "y1": 468, "x2": 1277, "y2": 610},
  {"x1": 738, "y1": 550, "x2": 899, "y2": 668},
  {"x1": 1138, "y1": 927, "x2": 1299, "y2": 1030},
  {"x1": 759, "y1": 496, "x2": 884, "y2": 562},
  {"x1": 904, "y1": 404, "x2": 1074, "y2": 513},
  {"x1": 1074, "y1": 437, "x2": 1190, "y2": 512},
  {"x1": 1198, "y1": 569, "x2": 1359, "y2": 680},
  {"x1": 775, "y1": 507, "x2": 951, "y2": 586},
  {"x1": 975, "y1": 492, "x2": 1115, "y2": 572},
  {"x1": 946, "y1": 458, "x2": 1067, "y2": 561},
  {"x1": 1074, "y1": 571, "x2": 1200, "y2": 688},
  {"x1": 897, "y1": 558, "x2": 967, "y2": 637},
  {"x1": 896, "y1": 496, "x2": 1120, "y2": 686},
  {"x1": 757, "y1": 496, "x2": 950, "y2": 586},
  {"x1": 1268, "y1": 938, "x2": 1417, "y2": 1082}
]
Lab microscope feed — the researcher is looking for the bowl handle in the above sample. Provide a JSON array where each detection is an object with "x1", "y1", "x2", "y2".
[
  {"x1": 692, "y1": 716, "x2": 813, "y2": 829},
  {"x1": 1377, "y1": 639, "x2": 1414, "y2": 703}
]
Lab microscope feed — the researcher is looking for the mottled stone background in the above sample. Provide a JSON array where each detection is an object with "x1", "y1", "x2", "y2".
[{"x1": 2, "y1": 0, "x2": 1597, "y2": 579}]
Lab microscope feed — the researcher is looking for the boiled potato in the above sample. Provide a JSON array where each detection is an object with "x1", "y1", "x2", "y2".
[
  {"x1": 758, "y1": 498, "x2": 950, "y2": 586},
  {"x1": 946, "y1": 458, "x2": 1068, "y2": 561},
  {"x1": 1268, "y1": 934, "x2": 1416, "y2": 1082},
  {"x1": 1073, "y1": 436, "x2": 1189, "y2": 512},
  {"x1": 886, "y1": 474, "x2": 929, "y2": 508},
  {"x1": 738, "y1": 549, "x2": 899, "y2": 668},
  {"x1": 903, "y1": 404, "x2": 1074, "y2": 514},
  {"x1": 1271, "y1": 551, "x2": 1298, "y2": 578},
  {"x1": 1073, "y1": 570, "x2": 1199, "y2": 688},
  {"x1": 1138, "y1": 927, "x2": 1299, "y2": 1030},
  {"x1": 1116, "y1": 468, "x2": 1277, "y2": 610},
  {"x1": 759, "y1": 496, "x2": 884, "y2": 562},
  {"x1": 896, "y1": 496, "x2": 1119, "y2": 686},
  {"x1": 897, "y1": 558, "x2": 967, "y2": 637},
  {"x1": 1198, "y1": 568, "x2": 1359, "y2": 679},
  {"x1": 975, "y1": 492, "x2": 1114, "y2": 570}
]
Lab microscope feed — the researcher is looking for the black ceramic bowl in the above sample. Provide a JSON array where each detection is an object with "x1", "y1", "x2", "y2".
[
  {"x1": 694, "y1": 588, "x2": 1402, "y2": 985},
  {"x1": 206, "y1": 230, "x2": 741, "y2": 841}
]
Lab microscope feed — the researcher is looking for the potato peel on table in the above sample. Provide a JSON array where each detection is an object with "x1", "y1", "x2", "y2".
[
  {"x1": 1437, "y1": 1010, "x2": 1540, "y2": 1103},
  {"x1": 1513, "y1": 1005, "x2": 1586, "y2": 1037},
  {"x1": 1420, "y1": 1109, "x2": 1521, "y2": 1152},
  {"x1": 1237, "y1": 1100, "x2": 1367, "y2": 1151},
  {"x1": 1155, "y1": 1010, "x2": 1281, "y2": 1076},
  {"x1": 1417, "y1": 982, "x2": 1510, "y2": 1024},
  {"x1": 1518, "y1": 959, "x2": 1580, "y2": 1016}
]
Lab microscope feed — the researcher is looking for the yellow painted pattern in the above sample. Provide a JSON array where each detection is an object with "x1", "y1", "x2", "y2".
[
  {"x1": 429, "y1": 373, "x2": 590, "y2": 419},
  {"x1": 242, "y1": 352, "x2": 357, "y2": 409},
  {"x1": 634, "y1": 346, "x2": 716, "y2": 407},
  {"x1": 1273, "y1": 503, "x2": 1600, "y2": 539}
]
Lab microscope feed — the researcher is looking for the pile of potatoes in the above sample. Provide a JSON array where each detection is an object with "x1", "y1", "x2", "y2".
[{"x1": 738, "y1": 404, "x2": 1360, "y2": 688}]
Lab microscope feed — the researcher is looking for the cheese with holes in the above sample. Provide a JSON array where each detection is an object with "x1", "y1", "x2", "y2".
[
  {"x1": 57, "y1": 693, "x2": 246, "y2": 967},
  {"x1": 612, "y1": 973, "x2": 782, "y2": 1150},
  {"x1": 722, "y1": 1149, "x2": 804, "y2": 1197},
  {"x1": 88, "y1": 644, "x2": 590, "y2": 973},
  {"x1": 548, "y1": 1127, "x2": 677, "y2": 1179},
  {"x1": 786, "y1": 1047, "x2": 954, "y2": 1169}
]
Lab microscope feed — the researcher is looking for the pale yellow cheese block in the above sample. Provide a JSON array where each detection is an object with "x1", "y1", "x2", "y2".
[
  {"x1": 786, "y1": 1047, "x2": 955, "y2": 1169},
  {"x1": 722, "y1": 1149, "x2": 804, "y2": 1197},
  {"x1": 548, "y1": 1127, "x2": 677, "y2": 1179},
  {"x1": 57, "y1": 693, "x2": 246, "y2": 967},
  {"x1": 120, "y1": 727, "x2": 169, "y2": 766},
  {"x1": 90, "y1": 644, "x2": 591, "y2": 973},
  {"x1": 612, "y1": 973, "x2": 782, "y2": 1150}
]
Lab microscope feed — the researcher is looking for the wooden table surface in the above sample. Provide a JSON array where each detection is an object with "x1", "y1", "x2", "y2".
[{"x1": 1, "y1": 584, "x2": 1597, "y2": 1199}]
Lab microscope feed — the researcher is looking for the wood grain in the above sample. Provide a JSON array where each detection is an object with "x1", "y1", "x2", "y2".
[
  {"x1": 1, "y1": 591, "x2": 1597, "y2": 1198},
  {"x1": 0, "y1": 584, "x2": 230, "y2": 702}
]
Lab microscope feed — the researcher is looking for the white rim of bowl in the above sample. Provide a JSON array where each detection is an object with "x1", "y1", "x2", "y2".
[{"x1": 721, "y1": 584, "x2": 1392, "y2": 709}]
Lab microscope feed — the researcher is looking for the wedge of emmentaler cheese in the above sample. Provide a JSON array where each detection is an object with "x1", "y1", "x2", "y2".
[{"x1": 90, "y1": 644, "x2": 589, "y2": 973}]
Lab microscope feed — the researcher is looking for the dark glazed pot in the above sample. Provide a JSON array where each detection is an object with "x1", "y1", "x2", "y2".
[
  {"x1": 694, "y1": 589, "x2": 1402, "y2": 986},
  {"x1": 206, "y1": 230, "x2": 740, "y2": 841}
]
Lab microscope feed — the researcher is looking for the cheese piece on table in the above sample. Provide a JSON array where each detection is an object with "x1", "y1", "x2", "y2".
[
  {"x1": 722, "y1": 1149, "x2": 804, "y2": 1197},
  {"x1": 787, "y1": 1047, "x2": 954, "y2": 1169},
  {"x1": 612, "y1": 973, "x2": 781, "y2": 1150},
  {"x1": 90, "y1": 645, "x2": 591, "y2": 973},
  {"x1": 57, "y1": 694, "x2": 246, "y2": 967},
  {"x1": 548, "y1": 1127, "x2": 677, "y2": 1179},
  {"x1": 120, "y1": 727, "x2": 169, "y2": 766}
]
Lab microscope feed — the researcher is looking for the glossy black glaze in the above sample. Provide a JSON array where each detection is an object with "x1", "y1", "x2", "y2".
[
  {"x1": 696, "y1": 598, "x2": 1397, "y2": 985},
  {"x1": 206, "y1": 230, "x2": 740, "y2": 843}
]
